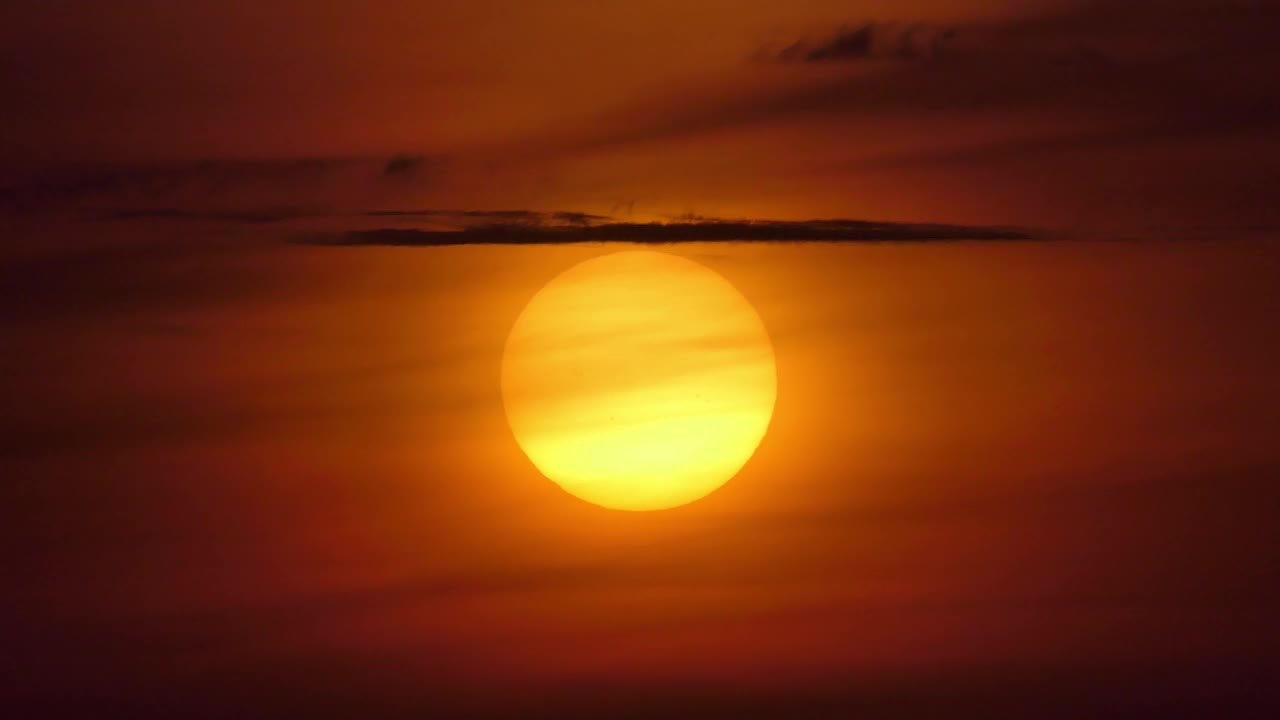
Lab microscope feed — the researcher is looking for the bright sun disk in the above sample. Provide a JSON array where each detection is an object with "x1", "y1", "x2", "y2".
[{"x1": 501, "y1": 250, "x2": 777, "y2": 511}]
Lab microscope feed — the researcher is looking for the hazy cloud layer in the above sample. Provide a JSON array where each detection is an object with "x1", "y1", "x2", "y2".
[{"x1": 574, "y1": 1, "x2": 1280, "y2": 152}]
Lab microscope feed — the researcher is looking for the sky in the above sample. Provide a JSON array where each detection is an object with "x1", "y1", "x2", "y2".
[
  {"x1": 3, "y1": 1, "x2": 1280, "y2": 717},
  {"x1": 4, "y1": 0, "x2": 1279, "y2": 230}
]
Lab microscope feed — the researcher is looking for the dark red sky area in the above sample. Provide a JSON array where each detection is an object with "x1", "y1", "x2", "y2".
[
  {"x1": 3, "y1": 0, "x2": 1278, "y2": 230},
  {"x1": 2, "y1": 1, "x2": 1280, "y2": 718}
]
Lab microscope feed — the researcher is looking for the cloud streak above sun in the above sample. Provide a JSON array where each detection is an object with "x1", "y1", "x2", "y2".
[
  {"x1": 770, "y1": 23, "x2": 955, "y2": 64},
  {"x1": 302, "y1": 218, "x2": 1036, "y2": 247}
]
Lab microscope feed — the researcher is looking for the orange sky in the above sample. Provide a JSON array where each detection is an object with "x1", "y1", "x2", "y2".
[
  {"x1": 3, "y1": 1, "x2": 1280, "y2": 717},
  {"x1": 5, "y1": 227, "x2": 1279, "y2": 715}
]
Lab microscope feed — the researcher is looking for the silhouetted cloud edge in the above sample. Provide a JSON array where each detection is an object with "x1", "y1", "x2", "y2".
[{"x1": 298, "y1": 219, "x2": 1038, "y2": 247}]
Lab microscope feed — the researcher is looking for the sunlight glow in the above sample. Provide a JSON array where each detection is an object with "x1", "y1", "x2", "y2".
[{"x1": 502, "y1": 251, "x2": 777, "y2": 511}]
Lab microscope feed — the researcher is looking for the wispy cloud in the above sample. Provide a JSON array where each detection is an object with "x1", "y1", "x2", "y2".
[
  {"x1": 568, "y1": 1, "x2": 1280, "y2": 154},
  {"x1": 772, "y1": 23, "x2": 955, "y2": 64},
  {"x1": 92, "y1": 207, "x2": 323, "y2": 224},
  {"x1": 67, "y1": 207, "x2": 617, "y2": 229},
  {"x1": 381, "y1": 153, "x2": 443, "y2": 179},
  {"x1": 0, "y1": 154, "x2": 443, "y2": 217}
]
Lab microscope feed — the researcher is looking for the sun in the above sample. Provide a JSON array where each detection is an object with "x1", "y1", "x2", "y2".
[{"x1": 501, "y1": 250, "x2": 777, "y2": 511}]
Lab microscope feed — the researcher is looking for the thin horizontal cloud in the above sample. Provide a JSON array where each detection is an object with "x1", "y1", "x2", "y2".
[
  {"x1": 93, "y1": 207, "x2": 323, "y2": 224},
  {"x1": 0, "y1": 154, "x2": 443, "y2": 216},
  {"x1": 80, "y1": 207, "x2": 610, "y2": 227},
  {"x1": 773, "y1": 23, "x2": 955, "y2": 64},
  {"x1": 363, "y1": 209, "x2": 612, "y2": 227},
  {"x1": 844, "y1": 100, "x2": 1280, "y2": 170},
  {"x1": 299, "y1": 218, "x2": 1036, "y2": 247},
  {"x1": 1, "y1": 157, "x2": 352, "y2": 208}
]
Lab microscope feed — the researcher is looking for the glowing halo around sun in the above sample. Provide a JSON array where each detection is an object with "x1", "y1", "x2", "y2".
[{"x1": 501, "y1": 250, "x2": 777, "y2": 511}]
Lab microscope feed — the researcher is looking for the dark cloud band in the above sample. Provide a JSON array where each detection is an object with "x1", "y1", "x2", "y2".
[{"x1": 300, "y1": 218, "x2": 1036, "y2": 247}]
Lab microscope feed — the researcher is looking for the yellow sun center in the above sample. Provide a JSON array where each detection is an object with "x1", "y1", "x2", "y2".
[{"x1": 501, "y1": 250, "x2": 777, "y2": 511}]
